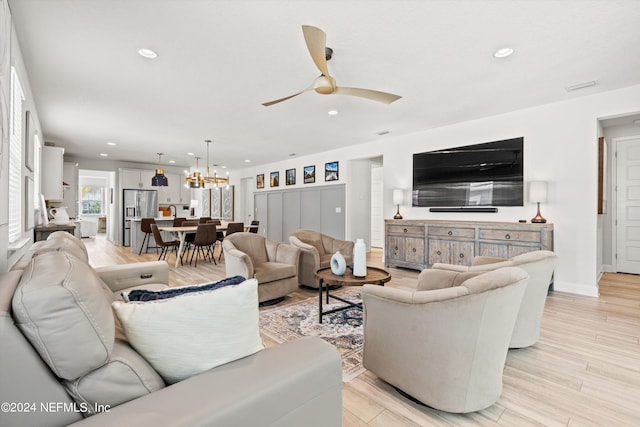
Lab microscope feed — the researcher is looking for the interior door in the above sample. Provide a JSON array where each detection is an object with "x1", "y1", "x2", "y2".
[{"x1": 616, "y1": 136, "x2": 640, "y2": 274}]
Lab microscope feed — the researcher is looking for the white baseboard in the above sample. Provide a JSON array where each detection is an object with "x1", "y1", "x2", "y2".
[
  {"x1": 553, "y1": 280, "x2": 599, "y2": 297},
  {"x1": 601, "y1": 264, "x2": 614, "y2": 273}
]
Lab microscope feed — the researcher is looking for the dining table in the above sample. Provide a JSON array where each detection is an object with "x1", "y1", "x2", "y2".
[{"x1": 158, "y1": 223, "x2": 228, "y2": 268}]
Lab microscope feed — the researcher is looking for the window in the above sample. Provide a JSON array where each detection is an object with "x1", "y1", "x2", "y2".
[
  {"x1": 81, "y1": 185, "x2": 105, "y2": 214},
  {"x1": 34, "y1": 134, "x2": 41, "y2": 208},
  {"x1": 8, "y1": 67, "x2": 25, "y2": 243}
]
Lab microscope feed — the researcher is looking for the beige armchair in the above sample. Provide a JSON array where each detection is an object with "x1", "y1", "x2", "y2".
[
  {"x1": 223, "y1": 232, "x2": 301, "y2": 304},
  {"x1": 362, "y1": 267, "x2": 528, "y2": 413},
  {"x1": 289, "y1": 230, "x2": 354, "y2": 288},
  {"x1": 432, "y1": 250, "x2": 557, "y2": 348}
]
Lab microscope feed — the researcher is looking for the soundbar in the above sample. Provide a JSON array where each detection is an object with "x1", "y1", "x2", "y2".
[{"x1": 429, "y1": 207, "x2": 498, "y2": 213}]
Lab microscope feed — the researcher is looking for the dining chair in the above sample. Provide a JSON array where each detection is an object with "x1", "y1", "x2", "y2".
[
  {"x1": 217, "y1": 222, "x2": 244, "y2": 262},
  {"x1": 198, "y1": 216, "x2": 212, "y2": 224},
  {"x1": 172, "y1": 217, "x2": 186, "y2": 227},
  {"x1": 150, "y1": 224, "x2": 180, "y2": 262},
  {"x1": 189, "y1": 223, "x2": 218, "y2": 267},
  {"x1": 180, "y1": 220, "x2": 199, "y2": 261}
]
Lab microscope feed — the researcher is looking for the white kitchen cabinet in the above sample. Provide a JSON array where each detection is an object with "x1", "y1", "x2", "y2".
[
  {"x1": 62, "y1": 162, "x2": 79, "y2": 217},
  {"x1": 120, "y1": 169, "x2": 156, "y2": 190},
  {"x1": 42, "y1": 146, "x2": 65, "y2": 201},
  {"x1": 158, "y1": 173, "x2": 182, "y2": 204}
]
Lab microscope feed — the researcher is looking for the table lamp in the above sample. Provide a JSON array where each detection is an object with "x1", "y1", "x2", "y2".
[
  {"x1": 393, "y1": 189, "x2": 404, "y2": 219},
  {"x1": 189, "y1": 199, "x2": 199, "y2": 217},
  {"x1": 529, "y1": 181, "x2": 547, "y2": 223}
]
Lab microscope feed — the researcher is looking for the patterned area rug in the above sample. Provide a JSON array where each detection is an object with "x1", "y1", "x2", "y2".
[{"x1": 259, "y1": 287, "x2": 365, "y2": 382}]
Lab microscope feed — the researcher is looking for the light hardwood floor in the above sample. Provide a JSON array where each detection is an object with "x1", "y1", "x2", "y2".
[{"x1": 84, "y1": 234, "x2": 640, "y2": 426}]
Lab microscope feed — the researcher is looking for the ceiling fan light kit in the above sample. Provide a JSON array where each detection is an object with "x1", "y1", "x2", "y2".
[{"x1": 262, "y1": 25, "x2": 401, "y2": 106}]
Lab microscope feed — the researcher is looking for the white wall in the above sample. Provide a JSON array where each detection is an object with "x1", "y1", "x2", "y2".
[{"x1": 232, "y1": 84, "x2": 640, "y2": 297}]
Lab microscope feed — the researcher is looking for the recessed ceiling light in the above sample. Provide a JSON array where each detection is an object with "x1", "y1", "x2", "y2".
[
  {"x1": 169, "y1": 160, "x2": 176, "y2": 164},
  {"x1": 565, "y1": 80, "x2": 598, "y2": 92},
  {"x1": 99, "y1": 153, "x2": 108, "y2": 157},
  {"x1": 493, "y1": 47, "x2": 514, "y2": 58},
  {"x1": 187, "y1": 152, "x2": 194, "y2": 156},
  {"x1": 221, "y1": 165, "x2": 227, "y2": 169},
  {"x1": 328, "y1": 110, "x2": 339, "y2": 115},
  {"x1": 106, "y1": 142, "x2": 117, "y2": 146},
  {"x1": 244, "y1": 159, "x2": 251, "y2": 163},
  {"x1": 138, "y1": 48, "x2": 158, "y2": 59}
]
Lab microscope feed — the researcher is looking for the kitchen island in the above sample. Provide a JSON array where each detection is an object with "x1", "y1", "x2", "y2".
[{"x1": 129, "y1": 217, "x2": 179, "y2": 254}]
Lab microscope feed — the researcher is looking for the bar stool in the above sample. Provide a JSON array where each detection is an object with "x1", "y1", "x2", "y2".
[{"x1": 139, "y1": 218, "x2": 157, "y2": 255}]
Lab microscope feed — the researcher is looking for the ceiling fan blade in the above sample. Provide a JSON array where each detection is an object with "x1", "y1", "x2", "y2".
[
  {"x1": 262, "y1": 92, "x2": 305, "y2": 107},
  {"x1": 333, "y1": 86, "x2": 402, "y2": 104},
  {"x1": 302, "y1": 25, "x2": 331, "y2": 77},
  {"x1": 262, "y1": 83, "x2": 315, "y2": 106}
]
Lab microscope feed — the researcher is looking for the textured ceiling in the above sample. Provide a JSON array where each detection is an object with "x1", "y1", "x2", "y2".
[{"x1": 8, "y1": 0, "x2": 640, "y2": 169}]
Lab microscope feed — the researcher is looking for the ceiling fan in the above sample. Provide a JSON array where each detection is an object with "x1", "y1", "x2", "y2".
[{"x1": 262, "y1": 25, "x2": 402, "y2": 106}]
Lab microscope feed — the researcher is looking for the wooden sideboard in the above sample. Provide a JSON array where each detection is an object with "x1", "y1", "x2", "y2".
[
  {"x1": 34, "y1": 223, "x2": 76, "y2": 242},
  {"x1": 385, "y1": 219, "x2": 554, "y2": 271}
]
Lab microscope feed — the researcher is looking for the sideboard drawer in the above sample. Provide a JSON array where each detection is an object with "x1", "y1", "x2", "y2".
[
  {"x1": 388, "y1": 225, "x2": 424, "y2": 236},
  {"x1": 479, "y1": 229, "x2": 541, "y2": 243},
  {"x1": 428, "y1": 226, "x2": 475, "y2": 238}
]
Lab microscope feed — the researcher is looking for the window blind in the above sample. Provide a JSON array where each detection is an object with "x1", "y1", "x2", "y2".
[{"x1": 9, "y1": 67, "x2": 24, "y2": 243}]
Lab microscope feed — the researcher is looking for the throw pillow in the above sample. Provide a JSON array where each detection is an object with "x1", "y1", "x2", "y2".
[
  {"x1": 123, "y1": 275, "x2": 246, "y2": 302},
  {"x1": 112, "y1": 278, "x2": 264, "y2": 384}
]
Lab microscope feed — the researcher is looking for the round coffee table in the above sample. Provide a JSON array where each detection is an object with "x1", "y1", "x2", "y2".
[{"x1": 314, "y1": 266, "x2": 391, "y2": 323}]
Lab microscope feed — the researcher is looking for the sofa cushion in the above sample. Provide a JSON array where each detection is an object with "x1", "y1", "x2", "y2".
[
  {"x1": 228, "y1": 233, "x2": 269, "y2": 264},
  {"x1": 307, "y1": 238, "x2": 325, "y2": 256},
  {"x1": 11, "y1": 236, "x2": 89, "y2": 272},
  {"x1": 12, "y1": 251, "x2": 115, "y2": 380},
  {"x1": 253, "y1": 262, "x2": 297, "y2": 283},
  {"x1": 63, "y1": 340, "x2": 165, "y2": 415},
  {"x1": 319, "y1": 254, "x2": 333, "y2": 269},
  {"x1": 416, "y1": 269, "x2": 483, "y2": 291},
  {"x1": 112, "y1": 279, "x2": 264, "y2": 384}
]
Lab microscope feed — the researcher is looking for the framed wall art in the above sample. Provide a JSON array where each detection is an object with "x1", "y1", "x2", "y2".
[
  {"x1": 256, "y1": 174, "x2": 264, "y2": 189},
  {"x1": 325, "y1": 161, "x2": 339, "y2": 182},
  {"x1": 286, "y1": 168, "x2": 296, "y2": 185},
  {"x1": 270, "y1": 171, "x2": 279, "y2": 187},
  {"x1": 303, "y1": 165, "x2": 315, "y2": 184}
]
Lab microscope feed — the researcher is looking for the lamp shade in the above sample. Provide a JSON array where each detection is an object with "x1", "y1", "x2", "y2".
[
  {"x1": 528, "y1": 181, "x2": 548, "y2": 203},
  {"x1": 393, "y1": 189, "x2": 404, "y2": 205},
  {"x1": 151, "y1": 169, "x2": 168, "y2": 186}
]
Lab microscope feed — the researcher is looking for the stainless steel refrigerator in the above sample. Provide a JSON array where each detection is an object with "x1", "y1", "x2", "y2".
[{"x1": 122, "y1": 189, "x2": 158, "y2": 246}]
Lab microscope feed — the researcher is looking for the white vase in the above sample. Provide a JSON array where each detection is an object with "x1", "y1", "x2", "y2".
[
  {"x1": 353, "y1": 238, "x2": 367, "y2": 277},
  {"x1": 49, "y1": 206, "x2": 70, "y2": 224},
  {"x1": 330, "y1": 251, "x2": 347, "y2": 276}
]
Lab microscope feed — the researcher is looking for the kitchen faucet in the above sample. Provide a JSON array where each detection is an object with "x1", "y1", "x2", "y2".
[{"x1": 167, "y1": 204, "x2": 177, "y2": 217}]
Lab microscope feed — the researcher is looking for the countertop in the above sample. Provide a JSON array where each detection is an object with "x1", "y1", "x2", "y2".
[{"x1": 129, "y1": 216, "x2": 200, "y2": 222}]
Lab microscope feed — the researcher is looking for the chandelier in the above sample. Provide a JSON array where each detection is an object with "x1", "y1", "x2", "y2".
[
  {"x1": 184, "y1": 156, "x2": 204, "y2": 188},
  {"x1": 151, "y1": 153, "x2": 168, "y2": 186},
  {"x1": 202, "y1": 139, "x2": 229, "y2": 187}
]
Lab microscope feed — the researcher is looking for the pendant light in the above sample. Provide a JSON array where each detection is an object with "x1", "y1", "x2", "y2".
[
  {"x1": 202, "y1": 139, "x2": 230, "y2": 187},
  {"x1": 151, "y1": 153, "x2": 168, "y2": 186},
  {"x1": 184, "y1": 156, "x2": 204, "y2": 188}
]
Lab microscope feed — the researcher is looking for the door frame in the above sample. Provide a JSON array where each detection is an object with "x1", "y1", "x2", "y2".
[{"x1": 612, "y1": 134, "x2": 640, "y2": 272}]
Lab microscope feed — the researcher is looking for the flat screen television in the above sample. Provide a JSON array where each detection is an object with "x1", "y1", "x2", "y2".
[{"x1": 412, "y1": 137, "x2": 523, "y2": 207}]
